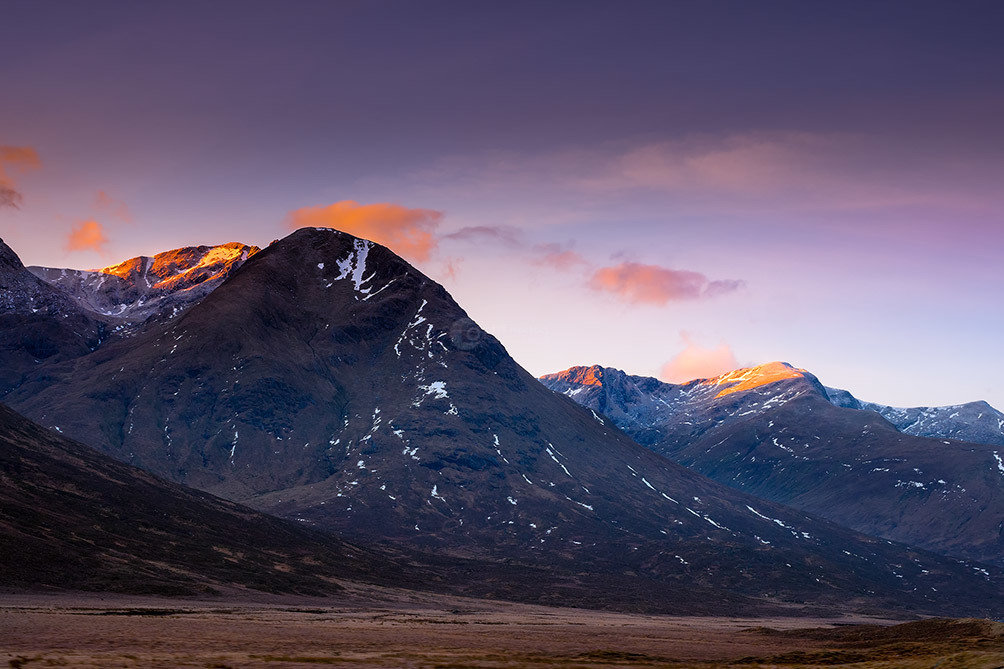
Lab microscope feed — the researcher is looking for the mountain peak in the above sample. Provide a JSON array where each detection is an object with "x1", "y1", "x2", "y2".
[
  {"x1": 29, "y1": 241, "x2": 260, "y2": 322},
  {"x1": 541, "y1": 365, "x2": 609, "y2": 387},
  {"x1": 701, "y1": 361, "x2": 808, "y2": 397},
  {"x1": 0, "y1": 236, "x2": 25, "y2": 273},
  {"x1": 95, "y1": 241, "x2": 259, "y2": 290}
]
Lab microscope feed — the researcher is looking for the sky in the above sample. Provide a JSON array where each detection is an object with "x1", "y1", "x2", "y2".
[{"x1": 1, "y1": 0, "x2": 1003, "y2": 408}]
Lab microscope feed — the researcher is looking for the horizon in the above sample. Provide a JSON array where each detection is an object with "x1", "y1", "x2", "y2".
[{"x1": 2, "y1": 0, "x2": 1002, "y2": 409}]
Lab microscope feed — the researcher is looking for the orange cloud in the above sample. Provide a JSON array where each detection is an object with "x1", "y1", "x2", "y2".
[
  {"x1": 0, "y1": 146, "x2": 41, "y2": 209},
  {"x1": 94, "y1": 190, "x2": 133, "y2": 223},
  {"x1": 285, "y1": 200, "x2": 443, "y2": 261},
  {"x1": 660, "y1": 334, "x2": 739, "y2": 383},
  {"x1": 588, "y1": 262, "x2": 743, "y2": 305},
  {"x1": 66, "y1": 220, "x2": 109, "y2": 253}
]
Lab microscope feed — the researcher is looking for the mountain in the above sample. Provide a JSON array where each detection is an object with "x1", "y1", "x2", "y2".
[
  {"x1": 28, "y1": 242, "x2": 259, "y2": 324},
  {"x1": 0, "y1": 237, "x2": 109, "y2": 394},
  {"x1": 7, "y1": 229, "x2": 1004, "y2": 616},
  {"x1": 0, "y1": 238, "x2": 256, "y2": 396},
  {"x1": 0, "y1": 401, "x2": 419, "y2": 596},
  {"x1": 541, "y1": 363, "x2": 1004, "y2": 567},
  {"x1": 826, "y1": 387, "x2": 1004, "y2": 448}
]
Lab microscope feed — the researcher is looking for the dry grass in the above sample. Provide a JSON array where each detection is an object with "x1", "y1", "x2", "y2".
[{"x1": 1, "y1": 593, "x2": 1002, "y2": 668}]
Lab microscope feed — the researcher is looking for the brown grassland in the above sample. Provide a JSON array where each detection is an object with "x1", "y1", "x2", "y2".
[{"x1": 2, "y1": 589, "x2": 1003, "y2": 668}]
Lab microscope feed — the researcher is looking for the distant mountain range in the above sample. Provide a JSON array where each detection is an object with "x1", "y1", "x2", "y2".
[
  {"x1": 27, "y1": 242, "x2": 258, "y2": 323},
  {"x1": 3, "y1": 231, "x2": 1003, "y2": 616},
  {"x1": 541, "y1": 363, "x2": 1004, "y2": 567},
  {"x1": 825, "y1": 386, "x2": 1004, "y2": 448}
]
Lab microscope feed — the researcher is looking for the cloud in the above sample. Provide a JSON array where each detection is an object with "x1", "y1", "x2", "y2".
[
  {"x1": 94, "y1": 190, "x2": 132, "y2": 223},
  {"x1": 588, "y1": 261, "x2": 743, "y2": 305},
  {"x1": 405, "y1": 131, "x2": 985, "y2": 223},
  {"x1": 441, "y1": 225, "x2": 522, "y2": 246},
  {"x1": 610, "y1": 133, "x2": 835, "y2": 195},
  {"x1": 531, "y1": 243, "x2": 590, "y2": 271},
  {"x1": 0, "y1": 185, "x2": 18, "y2": 209},
  {"x1": 660, "y1": 334, "x2": 739, "y2": 383},
  {"x1": 441, "y1": 228, "x2": 590, "y2": 273},
  {"x1": 285, "y1": 200, "x2": 443, "y2": 261},
  {"x1": 66, "y1": 220, "x2": 109, "y2": 253},
  {"x1": 0, "y1": 146, "x2": 41, "y2": 209}
]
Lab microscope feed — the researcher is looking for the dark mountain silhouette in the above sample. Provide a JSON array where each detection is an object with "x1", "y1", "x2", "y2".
[
  {"x1": 6, "y1": 231, "x2": 1004, "y2": 616},
  {"x1": 541, "y1": 363, "x2": 1004, "y2": 567}
]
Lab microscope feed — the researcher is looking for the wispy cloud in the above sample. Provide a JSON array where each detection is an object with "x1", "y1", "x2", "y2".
[
  {"x1": 392, "y1": 131, "x2": 1000, "y2": 225},
  {"x1": 94, "y1": 190, "x2": 133, "y2": 223},
  {"x1": 441, "y1": 225, "x2": 523, "y2": 246},
  {"x1": 66, "y1": 220, "x2": 109, "y2": 253},
  {"x1": 603, "y1": 133, "x2": 837, "y2": 194},
  {"x1": 441, "y1": 228, "x2": 590, "y2": 270},
  {"x1": 438, "y1": 223, "x2": 739, "y2": 306},
  {"x1": 0, "y1": 146, "x2": 41, "y2": 209},
  {"x1": 530, "y1": 242, "x2": 590, "y2": 271},
  {"x1": 285, "y1": 200, "x2": 443, "y2": 261}
]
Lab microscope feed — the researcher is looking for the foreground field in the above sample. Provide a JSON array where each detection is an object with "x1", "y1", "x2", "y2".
[{"x1": 1, "y1": 591, "x2": 1003, "y2": 668}]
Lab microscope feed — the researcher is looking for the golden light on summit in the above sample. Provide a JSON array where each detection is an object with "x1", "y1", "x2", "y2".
[{"x1": 707, "y1": 362, "x2": 807, "y2": 398}]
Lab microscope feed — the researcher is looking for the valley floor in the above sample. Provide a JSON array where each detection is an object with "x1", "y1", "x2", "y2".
[{"x1": 1, "y1": 591, "x2": 1002, "y2": 668}]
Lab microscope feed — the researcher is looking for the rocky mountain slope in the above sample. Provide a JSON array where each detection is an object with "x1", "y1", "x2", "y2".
[
  {"x1": 0, "y1": 237, "x2": 109, "y2": 394},
  {"x1": 28, "y1": 242, "x2": 259, "y2": 324},
  {"x1": 6, "y1": 230, "x2": 1004, "y2": 616},
  {"x1": 541, "y1": 363, "x2": 1004, "y2": 567},
  {"x1": 0, "y1": 402, "x2": 418, "y2": 596},
  {"x1": 0, "y1": 238, "x2": 258, "y2": 396}
]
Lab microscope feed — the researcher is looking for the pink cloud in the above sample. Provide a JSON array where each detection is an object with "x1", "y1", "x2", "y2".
[
  {"x1": 588, "y1": 261, "x2": 743, "y2": 305},
  {"x1": 285, "y1": 200, "x2": 443, "y2": 261},
  {"x1": 531, "y1": 243, "x2": 590, "y2": 271},
  {"x1": 660, "y1": 334, "x2": 739, "y2": 383},
  {"x1": 66, "y1": 220, "x2": 109, "y2": 253}
]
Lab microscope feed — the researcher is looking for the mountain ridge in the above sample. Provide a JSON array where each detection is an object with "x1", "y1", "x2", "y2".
[
  {"x1": 6, "y1": 229, "x2": 1004, "y2": 616},
  {"x1": 541, "y1": 362, "x2": 1004, "y2": 567},
  {"x1": 825, "y1": 386, "x2": 1004, "y2": 448},
  {"x1": 28, "y1": 241, "x2": 259, "y2": 324}
]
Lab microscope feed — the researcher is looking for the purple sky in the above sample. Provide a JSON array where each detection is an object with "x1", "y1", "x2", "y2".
[{"x1": 2, "y1": 0, "x2": 1003, "y2": 408}]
